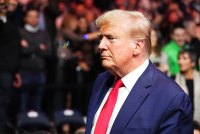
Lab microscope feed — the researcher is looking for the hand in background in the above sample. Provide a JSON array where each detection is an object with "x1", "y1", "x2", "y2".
[
  {"x1": 79, "y1": 61, "x2": 90, "y2": 72},
  {"x1": 21, "y1": 39, "x2": 29, "y2": 48},
  {"x1": 39, "y1": 43, "x2": 47, "y2": 51}
]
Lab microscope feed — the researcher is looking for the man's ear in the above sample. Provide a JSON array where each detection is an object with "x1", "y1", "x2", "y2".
[{"x1": 133, "y1": 40, "x2": 145, "y2": 55}]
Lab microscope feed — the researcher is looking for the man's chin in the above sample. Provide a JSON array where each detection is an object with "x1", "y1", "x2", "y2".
[
  {"x1": 101, "y1": 60, "x2": 112, "y2": 68},
  {"x1": 101, "y1": 64, "x2": 118, "y2": 76},
  {"x1": 101, "y1": 62, "x2": 112, "y2": 69},
  {"x1": 102, "y1": 63, "x2": 110, "y2": 69}
]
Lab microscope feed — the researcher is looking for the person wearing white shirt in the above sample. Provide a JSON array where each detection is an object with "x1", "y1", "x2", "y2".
[{"x1": 86, "y1": 9, "x2": 193, "y2": 134}]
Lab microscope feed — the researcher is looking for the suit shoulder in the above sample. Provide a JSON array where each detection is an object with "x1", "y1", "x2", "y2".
[{"x1": 153, "y1": 68, "x2": 185, "y2": 96}]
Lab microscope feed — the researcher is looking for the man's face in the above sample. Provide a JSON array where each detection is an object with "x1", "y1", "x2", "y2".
[
  {"x1": 171, "y1": 28, "x2": 186, "y2": 47},
  {"x1": 25, "y1": 10, "x2": 39, "y2": 27},
  {"x1": 178, "y1": 53, "x2": 194, "y2": 73},
  {"x1": 186, "y1": 22, "x2": 196, "y2": 37},
  {"x1": 98, "y1": 22, "x2": 136, "y2": 75},
  {"x1": 0, "y1": 0, "x2": 7, "y2": 15}
]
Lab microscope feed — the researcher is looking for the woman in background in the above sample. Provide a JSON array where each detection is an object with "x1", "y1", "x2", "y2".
[
  {"x1": 175, "y1": 50, "x2": 200, "y2": 123},
  {"x1": 150, "y1": 28, "x2": 168, "y2": 74}
]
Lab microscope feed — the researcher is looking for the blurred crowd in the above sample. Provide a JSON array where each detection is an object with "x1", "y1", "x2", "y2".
[{"x1": 0, "y1": 0, "x2": 200, "y2": 133}]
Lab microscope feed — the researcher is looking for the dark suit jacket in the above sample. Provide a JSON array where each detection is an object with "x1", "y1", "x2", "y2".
[{"x1": 86, "y1": 62, "x2": 193, "y2": 134}]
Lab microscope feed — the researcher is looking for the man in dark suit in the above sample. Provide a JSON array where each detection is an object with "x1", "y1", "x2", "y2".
[{"x1": 86, "y1": 10, "x2": 193, "y2": 134}]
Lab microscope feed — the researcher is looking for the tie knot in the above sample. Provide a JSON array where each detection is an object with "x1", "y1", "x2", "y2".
[{"x1": 113, "y1": 79, "x2": 123, "y2": 89}]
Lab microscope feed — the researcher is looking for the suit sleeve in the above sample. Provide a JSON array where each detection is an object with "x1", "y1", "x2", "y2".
[{"x1": 158, "y1": 93, "x2": 193, "y2": 134}]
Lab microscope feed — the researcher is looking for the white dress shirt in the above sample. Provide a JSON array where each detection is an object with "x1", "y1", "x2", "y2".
[
  {"x1": 91, "y1": 59, "x2": 149, "y2": 134},
  {"x1": 0, "y1": 15, "x2": 7, "y2": 23},
  {"x1": 25, "y1": 24, "x2": 39, "y2": 33}
]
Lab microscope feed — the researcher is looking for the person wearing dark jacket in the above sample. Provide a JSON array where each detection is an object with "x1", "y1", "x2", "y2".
[
  {"x1": 0, "y1": 0, "x2": 21, "y2": 133},
  {"x1": 19, "y1": 8, "x2": 51, "y2": 112}
]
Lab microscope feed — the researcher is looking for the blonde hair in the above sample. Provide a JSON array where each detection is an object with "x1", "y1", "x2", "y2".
[{"x1": 95, "y1": 9, "x2": 152, "y2": 54}]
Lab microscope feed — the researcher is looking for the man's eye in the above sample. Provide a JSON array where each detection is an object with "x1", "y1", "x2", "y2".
[
  {"x1": 108, "y1": 37, "x2": 116, "y2": 42},
  {"x1": 98, "y1": 35, "x2": 103, "y2": 40},
  {"x1": 109, "y1": 37, "x2": 115, "y2": 40}
]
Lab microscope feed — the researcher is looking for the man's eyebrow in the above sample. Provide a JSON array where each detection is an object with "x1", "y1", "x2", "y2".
[
  {"x1": 98, "y1": 32, "x2": 116, "y2": 38},
  {"x1": 97, "y1": 32, "x2": 102, "y2": 37}
]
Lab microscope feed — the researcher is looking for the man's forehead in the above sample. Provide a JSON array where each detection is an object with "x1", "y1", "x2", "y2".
[
  {"x1": 173, "y1": 28, "x2": 186, "y2": 34},
  {"x1": 99, "y1": 29, "x2": 121, "y2": 39},
  {"x1": 99, "y1": 22, "x2": 127, "y2": 35}
]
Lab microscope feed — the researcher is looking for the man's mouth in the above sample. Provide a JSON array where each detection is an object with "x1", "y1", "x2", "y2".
[{"x1": 101, "y1": 55, "x2": 110, "y2": 58}]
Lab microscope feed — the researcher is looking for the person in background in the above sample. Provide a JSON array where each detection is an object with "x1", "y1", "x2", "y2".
[
  {"x1": 33, "y1": 0, "x2": 59, "y2": 42},
  {"x1": 33, "y1": 0, "x2": 59, "y2": 92},
  {"x1": 160, "y1": 2, "x2": 184, "y2": 43},
  {"x1": 7, "y1": 0, "x2": 33, "y2": 28},
  {"x1": 0, "y1": 0, "x2": 21, "y2": 133},
  {"x1": 189, "y1": 23, "x2": 200, "y2": 70},
  {"x1": 150, "y1": 28, "x2": 168, "y2": 74},
  {"x1": 183, "y1": 20, "x2": 197, "y2": 43},
  {"x1": 162, "y1": 24, "x2": 188, "y2": 78},
  {"x1": 175, "y1": 50, "x2": 200, "y2": 123},
  {"x1": 19, "y1": 8, "x2": 51, "y2": 112},
  {"x1": 86, "y1": 9, "x2": 193, "y2": 134},
  {"x1": 83, "y1": 0, "x2": 101, "y2": 18}
]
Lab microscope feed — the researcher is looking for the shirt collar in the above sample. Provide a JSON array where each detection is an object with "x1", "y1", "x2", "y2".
[
  {"x1": 0, "y1": 15, "x2": 7, "y2": 23},
  {"x1": 25, "y1": 24, "x2": 39, "y2": 33},
  {"x1": 121, "y1": 59, "x2": 149, "y2": 91}
]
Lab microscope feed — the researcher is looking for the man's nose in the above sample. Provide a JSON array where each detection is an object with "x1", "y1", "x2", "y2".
[{"x1": 98, "y1": 37, "x2": 107, "y2": 50}]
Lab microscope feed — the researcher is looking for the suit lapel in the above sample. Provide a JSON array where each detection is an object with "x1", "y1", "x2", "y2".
[
  {"x1": 110, "y1": 62, "x2": 155, "y2": 133},
  {"x1": 86, "y1": 72, "x2": 115, "y2": 132},
  {"x1": 92, "y1": 75, "x2": 114, "y2": 118}
]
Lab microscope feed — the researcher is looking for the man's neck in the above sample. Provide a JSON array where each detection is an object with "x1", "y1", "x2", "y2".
[{"x1": 118, "y1": 57, "x2": 149, "y2": 77}]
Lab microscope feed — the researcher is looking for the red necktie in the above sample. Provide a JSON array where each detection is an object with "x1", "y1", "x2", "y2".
[{"x1": 94, "y1": 78, "x2": 123, "y2": 134}]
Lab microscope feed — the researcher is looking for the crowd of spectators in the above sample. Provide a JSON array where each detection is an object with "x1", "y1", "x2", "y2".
[{"x1": 1, "y1": 0, "x2": 200, "y2": 133}]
